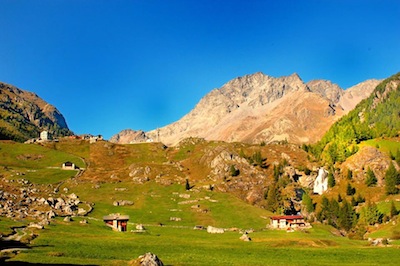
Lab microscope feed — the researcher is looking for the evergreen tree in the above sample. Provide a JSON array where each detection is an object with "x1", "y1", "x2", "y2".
[
  {"x1": 396, "y1": 149, "x2": 400, "y2": 166},
  {"x1": 327, "y1": 172, "x2": 335, "y2": 188},
  {"x1": 347, "y1": 169, "x2": 353, "y2": 180},
  {"x1": 328, "y1": 198, "x2": 340, "y2": 228},
  {"x1": 339, "y1": 199, "x2": 355, "y2": 231},
  {"x1": 302, "y1": 192, "x2": 314, "y2": 213},
  {"x1": 317, "y1": 196, "x2": 330, "y2": 222},
  {"x1": 362, "y1": 202, "x2": 383, "y2": 225},
  {"x1": 390, "y1": 201, "x2": 398, "y2": 218},
  {"x1": 273, "y1": 164, "x2": 282, "y2": 182},
  {"x1": 266, "y1": 183, "x2": 279, "y2": 212},
  {"x1": 229, "y1": 165, "x2": 240, "y2": 177},
  {"x1": 385, "y1": 162, "x2": 400, "y2": 195},
  {"x1": 346, "y1": 183, "x2": 356, "y2": 196},
  {"x1": 365, "y1": 167, "x2": 377, "y2": 187}
]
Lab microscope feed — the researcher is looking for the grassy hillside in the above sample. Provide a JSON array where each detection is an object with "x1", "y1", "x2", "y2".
[
  {"x1": 0, "y1": 140, "x2": 85, "y2": 184},
  {"x1": 2, "y1": 138, "x2": 400, "y2": 265}
]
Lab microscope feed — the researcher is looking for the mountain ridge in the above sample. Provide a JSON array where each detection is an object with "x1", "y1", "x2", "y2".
[
  {"x1": 0, "y1": 81, "x2": 72, "y2": 141},
  {"x1": 111, "y1": 72, "x2": 380, "y2": 146}
]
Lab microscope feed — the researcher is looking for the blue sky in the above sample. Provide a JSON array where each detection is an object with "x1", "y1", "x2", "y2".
[{"x1": 1, "y1": 0, "x2": 399, "y2": 139}]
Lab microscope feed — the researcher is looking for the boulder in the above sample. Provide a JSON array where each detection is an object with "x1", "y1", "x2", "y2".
[
  {"x1": 207, "y1": 226, "x2": 224, "y2": 234},
  {"x1": 135, "y1": 252, "x2": 164, "y2": 266},
  {"x1": 239, "y1": 233, "x2": 251, "y2": 241}
]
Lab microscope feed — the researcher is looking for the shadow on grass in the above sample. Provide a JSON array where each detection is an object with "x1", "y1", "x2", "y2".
[
  {"x1": 2, "y1": 262, "x2": 98, "y2": 266},
  {"x1": 1, "y1": 239, "x2": 98, "y2": 266}
]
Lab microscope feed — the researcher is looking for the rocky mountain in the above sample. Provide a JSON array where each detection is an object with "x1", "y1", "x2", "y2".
[
  {"x1": 109, "y1": 129, "x2": 150, "y2": 144},
  {"x1": 112, "y1": 73, "x2": 380, "y2": 146},
  {"x1": 0, "y1": 82, "x2": 72, "y2": 141}
]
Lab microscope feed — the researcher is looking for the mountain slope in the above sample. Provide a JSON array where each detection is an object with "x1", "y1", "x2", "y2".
[
  {"x1": 112, "y1": 72, "x2": 379, "y2": 146},
  {"x1": 147, "y1": 73, "x2": 380, "y2": 146},
  {"x1": 0, "y1": 82, "x2": 72, "y2": 141},
  {"x1": 310, "y1": 72, "x2": 400, "y2": 164}
]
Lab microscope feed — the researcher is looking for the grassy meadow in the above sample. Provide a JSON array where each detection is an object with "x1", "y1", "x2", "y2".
[{"x1": 2, "y1": 139, "x2": 400, "y2": 265}]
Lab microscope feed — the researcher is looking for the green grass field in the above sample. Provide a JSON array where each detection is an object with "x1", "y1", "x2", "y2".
[
  {"x1": 360, "y1": 138, "x2": 400, "y2": 156},
  {"x1": 0, "y1": 141, "x2": 84, "y2": 184},
  {"x1": 8, "y1": 218, "x2": 400, "y2": 265},
  {"x1": 2, "y1": 140, "x2": 400, "y2": 265}
]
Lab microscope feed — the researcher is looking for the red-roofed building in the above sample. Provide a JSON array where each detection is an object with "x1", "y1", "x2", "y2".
[{"x1": 270, "y1": 215, "x2": 305, "y2": 229}]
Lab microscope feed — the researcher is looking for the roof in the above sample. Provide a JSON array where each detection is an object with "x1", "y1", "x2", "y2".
[
  {"x1": 270, "y1": 215, "x2": 303, "y2": 220},
  {"x1": 103, "y1": 214, "x2": 130, "y2": 221}
]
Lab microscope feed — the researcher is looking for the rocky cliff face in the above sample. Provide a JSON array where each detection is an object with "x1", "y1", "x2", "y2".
[
  {"x1": 112, "y1": 73, "x2": 379, "y2": 146},
  {"x1": 109, "y1": 129, "x2": 150, "y2": 144},
  {"x1": 0, "y1": 82, "x2": 72, "y2": 141}
]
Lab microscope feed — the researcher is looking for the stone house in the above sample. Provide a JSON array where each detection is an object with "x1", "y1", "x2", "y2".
[
  {"x1": 103, "y1": 214, "x2": 129, "y2": 232},
  {"x1": 270, "y1": 215, "x2": 305, "y2": 229},
  {"x1": 40, "y1": 130, "x2": 52, "y2": 141},
  {"x1": 62, "y1": 161, "x2": 77, "y2": 170}
]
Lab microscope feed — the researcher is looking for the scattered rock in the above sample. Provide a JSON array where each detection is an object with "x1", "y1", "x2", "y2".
[
  {"x1": 207, "y1": 226, "x2": 224, "y2": 234},
  {"x1": 134, "y1": 252, "x2": 164, "y2": 266},
  {"x1": 239, "y1": 233, "x2": 251, "y2": 241}
]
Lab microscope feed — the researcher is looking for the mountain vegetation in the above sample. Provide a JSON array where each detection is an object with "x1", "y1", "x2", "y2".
[
  {"x1": 306, "y1": 72, "x2": 400, "y2": 165},
  {"x1": 0, "y1": 82, "x2": 72, "y2": 142}
]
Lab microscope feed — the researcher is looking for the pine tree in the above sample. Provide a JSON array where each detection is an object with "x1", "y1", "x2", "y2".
[
  {"x1": 385, "y1": 162, "x2": 399, "y2": 195},
  {"x1": 266, "y1": 183, "x2": 279, "y2": 212},
  {"x1": 365, "y1": 167, "x2": 377, "y2": 187},
  {"x1": 390, "y1": 201, "x2": 398, "y2": 218},
  {"x1": 339, "y1": 199, "x2": 355, "y2": 231},
  {"x1": 347, "y1": 169, "x2": 353, "y2": 180},
  {"x1": 327, "y1": 172, "x2": 335, "y2": 188},
  {"x1": 229, "y1": 165, "x2": 240, "y2": 177},
  {"x1": 346, "y1": 183, "x2": 356, "y2": 196},
  {"x1": 396, "y1": 149, "x2": 400, "y2": 166},
  {"x1": 302, "y1": 192, "x2": 314, "y2": 213}
]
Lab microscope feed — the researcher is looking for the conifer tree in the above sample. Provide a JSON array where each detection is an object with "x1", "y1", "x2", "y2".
[
  {"x1": 385, "y1": 162, "x2": 400, "y2": 195},
  {"x1": 266, "y1": 183, "x2": 279, "y2": 212},
  {"x1": 390, "y1": 201, "x2": 398, "y2": 218},
  {"x1": 302, "y1": 192, "x2": 314, "y2": 213},
  {"x1": 347, "y1": 169, "x2": 353, "y2": 180},
  {"x1": 365, "y1": 167, "x2": 377, "y2": 187},
  {"x1": 327, "y1": 172, "x2": 335, "y2": 188},
  {"x1": 339, "y1": 199, "x2": 355, "y2": 231}
]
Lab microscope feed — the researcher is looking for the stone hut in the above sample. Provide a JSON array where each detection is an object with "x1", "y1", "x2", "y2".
[
  {"x1": 62, "y1": 161, "x2": 77, "y2": 170},
  {"x1": 103, "y1": 213, "x2": 129, "y2": 232}
]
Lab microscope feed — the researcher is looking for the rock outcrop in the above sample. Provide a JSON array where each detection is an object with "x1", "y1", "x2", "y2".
[{"x1": 109, "y1": 129, "x2": 150, "y2": 144}]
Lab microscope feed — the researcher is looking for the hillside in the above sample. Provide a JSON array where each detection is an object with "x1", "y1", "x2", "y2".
[
  {"x1": 1, "y1": 138, "x2": 400, "y2": 265},
  {"x1": 0, "y1": 82, "x2": 72, "y2": 142},
  {"x1": 309, "y1": 72, "x2": 400, "y2": 165},
  {"x1": 111, "y1": 73, "x2": 379, "y2": 146}
]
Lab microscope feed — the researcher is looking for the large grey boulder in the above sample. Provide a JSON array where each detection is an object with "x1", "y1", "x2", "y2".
[{"x1": 136, "y1": 252, "x2": 164, "y2": 266}]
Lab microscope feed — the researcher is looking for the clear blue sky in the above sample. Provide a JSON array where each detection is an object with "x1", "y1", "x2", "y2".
[{"x1": 1, "y1": 0, "x2": 399, "y2": 139}]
